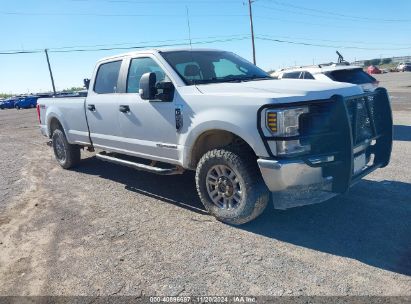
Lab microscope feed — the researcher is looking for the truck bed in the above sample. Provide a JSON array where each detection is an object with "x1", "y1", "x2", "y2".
[{"x1": 38, "y1": 97, "x2": 91, "y2": 145}]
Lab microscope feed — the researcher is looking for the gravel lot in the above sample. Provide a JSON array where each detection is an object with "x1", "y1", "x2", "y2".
[
  {"x1": 0, "y1": 73, "x2": 410, "y2": 296},
  {"x1": 375, "y1": 72, "x2": 411, "y2": 111}
]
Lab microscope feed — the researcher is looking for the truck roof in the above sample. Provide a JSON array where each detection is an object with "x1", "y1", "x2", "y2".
[{"x1": 98, "y1": 48, "x2": 225, "y2": 63}]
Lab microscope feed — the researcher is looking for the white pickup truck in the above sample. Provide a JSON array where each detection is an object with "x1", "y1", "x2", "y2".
[{"x1": 37, "y1": 48, "x2": 393, "y2": 224}]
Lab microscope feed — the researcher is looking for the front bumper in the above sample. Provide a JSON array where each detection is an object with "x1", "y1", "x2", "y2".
[
  {"x1": 256, "y1": 88, "x2": 393, "y2": 209},
  {"x1": 257, "y1": 158, "x2": 328, "y2": 192},
  {"x1": 257, "y1": 158, "x2": 336, "y2": 209}
]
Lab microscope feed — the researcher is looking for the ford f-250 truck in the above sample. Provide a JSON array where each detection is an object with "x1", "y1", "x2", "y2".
[{"x1": 37, "y1": 48, "x2": 393, "y2": 224}]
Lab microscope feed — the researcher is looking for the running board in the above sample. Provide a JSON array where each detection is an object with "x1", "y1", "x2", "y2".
[{"x1": 96, "y1": 152, "x2": 184, "y2": 175}]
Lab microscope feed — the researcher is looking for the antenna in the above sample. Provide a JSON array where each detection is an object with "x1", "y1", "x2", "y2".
[{"x1": 185, "y1": 6, "x2": 193, "y2": 51}]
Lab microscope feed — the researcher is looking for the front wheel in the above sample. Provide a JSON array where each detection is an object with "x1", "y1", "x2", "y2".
[
  {"x1": 52, "y1": 129, "x2": 81, "y2": 169},
  {"x1": 195, "y1": 148, "x2": 269, "y2": 225}
]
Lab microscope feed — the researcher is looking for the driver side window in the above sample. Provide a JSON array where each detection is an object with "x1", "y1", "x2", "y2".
[{"x1": 127, "y1": 57, "x2": 166, "y2": 93}]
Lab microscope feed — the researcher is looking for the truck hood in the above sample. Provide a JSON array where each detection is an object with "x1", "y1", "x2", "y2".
[{"x1": 195, "y1": 79, "x2": 363, "y2": 102}]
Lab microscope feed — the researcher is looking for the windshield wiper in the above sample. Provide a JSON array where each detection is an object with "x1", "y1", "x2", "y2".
[
  {"x1": 241, "y1": 75, "x2": 273, "y2": 82},
  {"x1": 223, "y1": 78, "x2": 243, "y2": 83},
  {"x1": 204, "y1": 77, "x2": 242, "y2": 83},
  {"x1": 190, "y1": 75, "x2": 272, "y2": 85}
]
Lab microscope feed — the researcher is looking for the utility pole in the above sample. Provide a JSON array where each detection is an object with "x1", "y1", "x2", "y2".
[
  {"x1": 248, "y1": 0, "x2": 256, "y2": 65},
  {"x1": 44, "y1": 49, "x2": 56, "y2": 96}
]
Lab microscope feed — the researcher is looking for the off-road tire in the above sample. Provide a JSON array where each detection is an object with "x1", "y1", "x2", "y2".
[
  {"x1": 52, "y1": 129, "x2": 81, "y2": 169},
  {"x1": 195, "y1": 148, "x2": 269, "y2": 225}
]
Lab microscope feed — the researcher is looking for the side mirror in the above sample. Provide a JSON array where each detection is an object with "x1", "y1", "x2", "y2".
[
  {"x1": 155, "y1": 81, "x2": 175, "y2": 102},
  {"x1": 139, "y1": 72, "x2": 157, "y2": 100},
  {"x1": 84, "y1": 78, "x2": 90, "y2": 90}
]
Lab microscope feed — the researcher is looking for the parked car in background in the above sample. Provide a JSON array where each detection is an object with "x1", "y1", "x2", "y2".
[
  {"x1": 36, "y1": 93, "x2": 54, "y2": 98},
  {"x1": 272, "y1": 63, "x2": 379, "y2": 92},
  {"x1": 55, "y1": 90, "x2": 88, "y2": 98},
  {"x1": 15, "y1": 96, "x2": 39, "y2": 109},
  {"x1": 76, "y1": 89, "x2": 88, "y2": 97},
  {"x1": 0, "y1": 97, "x2": 19, "y2": 109},
  {"x1": 367, "y1": 65, "x2": 382, "y2": 74},
  {"x1": 396, "y1": 62, "x2": 411, "y2": 72}
]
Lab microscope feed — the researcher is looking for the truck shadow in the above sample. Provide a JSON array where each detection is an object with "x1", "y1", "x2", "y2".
[
  {"x1": 394, "y1": 125, "x2": 411, "y2": 141},
  {"x1": 75, "y1": 156, "x2": 411, "y2": 276},
  {"x1": 76, "y1": 156, "x2": 206, "y2": 214},
  {"x1": 242, "y1": 179, "x2": 411, "y2": 276}
]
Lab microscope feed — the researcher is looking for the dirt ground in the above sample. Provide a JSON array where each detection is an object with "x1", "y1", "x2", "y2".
[
  {"x1": 0, "y1": 73, "x2": 410, "y2": 296},
  {"x1": 374, "y1": 72, "x2": 411, "y2": 111}
]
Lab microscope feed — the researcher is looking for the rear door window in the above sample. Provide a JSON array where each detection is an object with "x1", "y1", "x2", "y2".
[
  {"x1": 327, "y1": 68, "x2": 376, "y2": 84},
  {"x1": 302, "y1": 71, "x2": 315, "y2": 79},
  {"x1": 94, "y1": 60, "x2": 122, "y2": 94}
]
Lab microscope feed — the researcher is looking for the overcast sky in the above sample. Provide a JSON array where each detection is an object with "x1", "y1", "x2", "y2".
[{"x1": 1, "y1": 0, "x2": 410, "y2": 94}]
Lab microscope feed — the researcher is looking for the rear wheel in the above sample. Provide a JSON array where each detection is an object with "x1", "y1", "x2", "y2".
[
  {"x1": 195, "y1": 148, "x2": 269, "y2": 225},
  {"x1": 52, "y1": 129, "x2": 81, "y2": 169}
]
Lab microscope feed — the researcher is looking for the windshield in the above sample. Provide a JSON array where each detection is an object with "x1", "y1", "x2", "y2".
[{"x1": 161, "y1": 50, "x2": 271, "y2": 85}]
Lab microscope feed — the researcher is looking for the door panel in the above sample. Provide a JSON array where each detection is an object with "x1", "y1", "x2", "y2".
[
  {"x1": 117, "y1": 95, "x2": 178, "y2": 160},
  {"x1": 86, "y1": 94, "x2": 121, "y2": 149},
  {"x1": 117, "y1": 56, "x2": 178, "y2": 161},
  {"x1": 86, "y1": 60, "x2": 122, "y2": 149}
]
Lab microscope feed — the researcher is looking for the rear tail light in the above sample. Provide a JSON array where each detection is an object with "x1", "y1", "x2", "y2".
[{"x1": 36, "y1": 104, "x2": 41, "y2": 124}]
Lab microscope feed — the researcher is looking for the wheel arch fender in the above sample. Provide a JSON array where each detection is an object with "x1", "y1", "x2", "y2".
[
  {"x1": 183, "y1": 120, "x2": 268, "y2": 169},
  {"x1": 46, "y1": 108, "x2": 70, "y2": 141}
]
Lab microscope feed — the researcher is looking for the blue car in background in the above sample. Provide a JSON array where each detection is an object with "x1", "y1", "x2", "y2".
[
  {"x1": 15, "y1": 96, "x2": 38, "y2": 109},
  {"x1": 0, "y1": 97, "x2": 19, "y2": 109}
]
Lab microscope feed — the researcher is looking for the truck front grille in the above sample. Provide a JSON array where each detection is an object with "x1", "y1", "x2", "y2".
[
  {"x1": 298, "y1": 89, "x2": 392, "y2": 193},
  {"x1": 346, "y1": 95, "x2": 377, "y2": 145}
]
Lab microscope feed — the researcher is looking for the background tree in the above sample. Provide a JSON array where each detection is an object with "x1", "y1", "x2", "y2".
[
  {"x1": 370, "y1": 58, "x2": 381, "y2": 66},
  {"x1": 0, "y1": 93, "x2": 13, "y2": 99},
  {"x1": 62, "y1": 87, "x2": 85, "y2": 93},
  {"x1": 363, "y1": 60, "x2": 371, "y2": 66}
]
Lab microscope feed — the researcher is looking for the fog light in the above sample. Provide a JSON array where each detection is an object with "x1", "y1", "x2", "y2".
[{"x1": 276, "y1": 140, "x2": 310, "y2": 156}]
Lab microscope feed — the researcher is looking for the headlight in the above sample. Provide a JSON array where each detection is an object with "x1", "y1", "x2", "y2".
[
  {"x1": 266, "y1": 107, "x2": 308, "y2": 137},
  {"x1": 265, "y1": 107, "x2": 310, "y2": 156}
]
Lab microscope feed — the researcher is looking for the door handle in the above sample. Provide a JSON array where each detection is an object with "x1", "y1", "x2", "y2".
[
  {"x1": 119, "y1": 105, "x2": 130, "y2": 113},
  {"x1": 87, "y1": 104, "x2": 96, "y2": 111}
]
